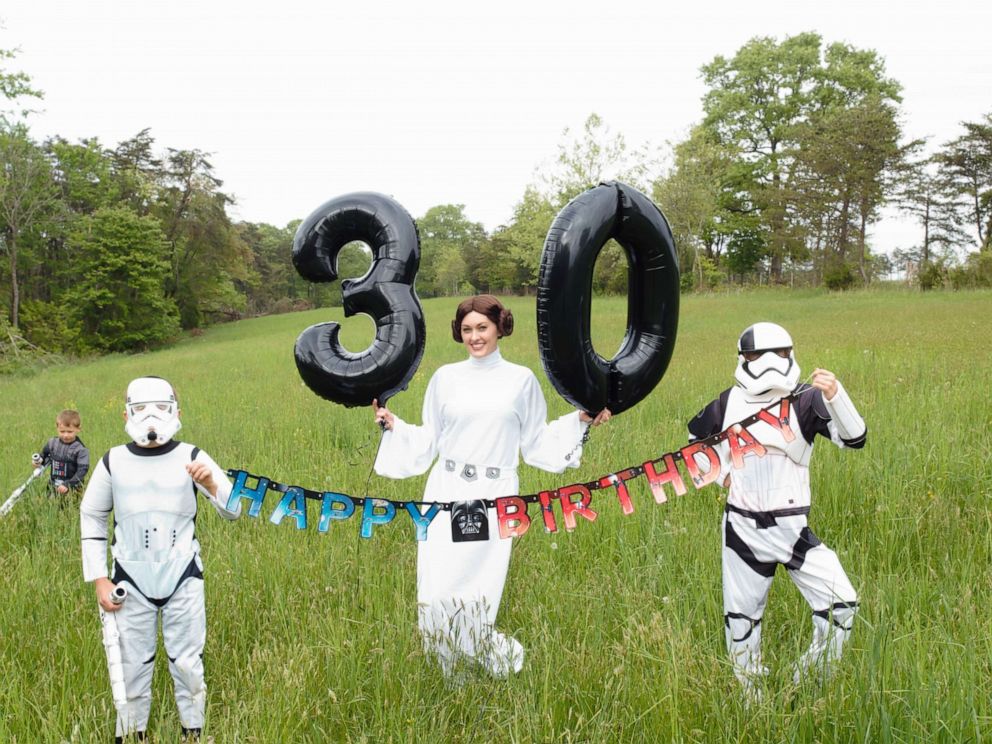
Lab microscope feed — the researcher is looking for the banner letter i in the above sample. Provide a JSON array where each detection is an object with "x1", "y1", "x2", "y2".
[{"x1": 538, "y1": 490, "x2": 558, "y2": 533}]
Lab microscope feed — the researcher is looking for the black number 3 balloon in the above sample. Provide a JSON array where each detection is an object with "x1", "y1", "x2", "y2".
[
  {"x1": 292, "y1": 192, "x2": 426, "y2": 408},
  {"x1": 537, "y1": 181, "x2": 679, "y2": 416}
]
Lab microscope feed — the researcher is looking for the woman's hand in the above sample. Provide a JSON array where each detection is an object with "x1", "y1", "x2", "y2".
[
  {"x1": 579, "y1": 408, "x2": 612, "y2": 426},
  {"x1": 372, "y1": 398, "x2": 395, "y2": 431}
]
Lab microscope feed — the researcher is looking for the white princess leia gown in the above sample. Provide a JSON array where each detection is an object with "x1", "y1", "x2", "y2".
[{"x1": 374, "y1": 348, "x2": 587, "y2": 677}]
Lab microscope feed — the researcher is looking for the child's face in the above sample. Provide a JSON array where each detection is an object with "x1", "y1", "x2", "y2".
[{"x1": 57, "y1": 422, "x2": 80, "y2": 444}]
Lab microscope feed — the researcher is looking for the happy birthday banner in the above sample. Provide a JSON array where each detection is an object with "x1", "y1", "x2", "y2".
[{"x1": 224, "y1": 395, "x2": 798, "y2": 541}]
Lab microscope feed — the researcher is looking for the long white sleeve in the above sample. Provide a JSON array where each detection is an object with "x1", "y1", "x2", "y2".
[
  {"x1": 374, "y1": 374, "x2": 440, "y2": 479},
  {"x1": 518, "y1": 374, "x2": 587, "y2": 473},
  {"x1": 80, "y1": 458, "x2": 113, "y2": 582},
  {"x1": 194, "y1": 450, "x2": 240, "y2": 519},
  {"x1": 823, "y1": 380, "x2": 867, "y2": 447}
]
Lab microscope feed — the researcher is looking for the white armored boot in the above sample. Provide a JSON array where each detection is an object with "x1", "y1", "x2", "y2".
[
  {"x1": 726, "y1": 613, "x2": 769, "y2": 704},
  {"x1": 792, "y1": 602, "x2": 857, "y2": 684}
]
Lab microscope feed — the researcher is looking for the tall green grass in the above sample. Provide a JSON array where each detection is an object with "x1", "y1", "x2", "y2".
[{"x1": 1, "y1": 288, "x2": 990, "y2": 742}]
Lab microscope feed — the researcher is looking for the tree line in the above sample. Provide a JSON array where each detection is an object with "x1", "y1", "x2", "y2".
[{"x1": 1, "y1": 32, "x2": 990, "y2": 361}]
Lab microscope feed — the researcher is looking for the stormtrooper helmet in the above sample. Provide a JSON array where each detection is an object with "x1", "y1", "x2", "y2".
[
  {"x1": 125, "y1": 376, "x2": 181, "y2": 446},
  {"x1": 734, "y1": 322, "x2": 800, "y2": 397}
]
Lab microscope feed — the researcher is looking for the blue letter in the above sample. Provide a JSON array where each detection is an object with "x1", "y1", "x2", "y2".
[
  {"x1": 405, "y1": 502, "x2": 441, "y2": 541},
  {"x1": 269, "y1": 487, "x2": 308, "y2": 529},
  {"x1": 318, "y1": 492, "x2": 355, "y2": 533},
  {"x1": 227, "y1": 471, "x2": 268, "y2": 518},
  {"x1": 360, "y1": 498, "x2": 396, "y2": 539}
]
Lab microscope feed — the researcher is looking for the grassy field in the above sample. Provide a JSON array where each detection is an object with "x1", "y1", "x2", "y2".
[{"x1": 1, "y1": 288, "x2": 990, "y2": 743}]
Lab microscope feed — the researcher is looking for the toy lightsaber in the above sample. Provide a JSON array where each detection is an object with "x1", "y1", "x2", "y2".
[
  {"x1": 100, "y1": 585, "x2": 129, "y2": 710},
  {"x1": 0, "y1": 462, "x2": 46, "y2": 518}
]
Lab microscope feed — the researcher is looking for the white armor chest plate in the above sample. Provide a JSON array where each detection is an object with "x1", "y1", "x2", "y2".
[
  {"x1": 721, "y1": 388, "x2": 814, "y2": 512},
  {"x1": 110, "y1": 444, "x2": 200, "y2": 599}
]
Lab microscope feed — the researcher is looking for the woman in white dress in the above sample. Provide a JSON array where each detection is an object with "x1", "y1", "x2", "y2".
[{"x1": 372, "y1": 295, "x2": 609, "y2": 677}]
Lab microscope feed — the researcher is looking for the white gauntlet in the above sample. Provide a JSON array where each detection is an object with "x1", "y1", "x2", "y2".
[{"x1": 823, "y1": 381, "x2": 866, "y2": 442}]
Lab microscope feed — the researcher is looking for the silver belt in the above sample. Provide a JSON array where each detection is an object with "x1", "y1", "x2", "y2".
[{"x1": 443, "y1": 459, "x2": 509, "y2": 482}]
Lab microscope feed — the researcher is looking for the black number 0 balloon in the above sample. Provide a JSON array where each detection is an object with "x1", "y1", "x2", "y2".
[
  {"x1": 536, "y1": 181, "x2": 680, "y2": 416},
  {"x1": 292, "y1": 192, "x2": 426, "y2": 408}
]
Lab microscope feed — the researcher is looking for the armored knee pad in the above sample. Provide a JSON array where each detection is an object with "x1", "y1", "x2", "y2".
[
  {"x1": 725, "y1": 612, "x2": 762, "y2": 644},
  {"x1": 814, "y1": 600, "x2": 858, "y2": 633}
]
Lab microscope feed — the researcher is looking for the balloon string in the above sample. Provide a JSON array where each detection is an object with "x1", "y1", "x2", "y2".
[
  {"x1": 564, "y1": 423, "x2": 592, "y2": 464},
  {"x1": 795, "y1": 373, "x2": 817, "y2": 395},
  {"x1": 356, "y1": 426, "x2": 386, "y2": 607}
]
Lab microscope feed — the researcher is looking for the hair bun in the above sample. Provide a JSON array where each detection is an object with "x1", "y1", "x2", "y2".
[{"x1": 499, "y1": 308, "x2": 514, "y2": 337}]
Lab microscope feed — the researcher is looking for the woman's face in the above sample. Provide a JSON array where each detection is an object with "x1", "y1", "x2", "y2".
[{"x1": 460, "y1": 310, "x2": 500, "y2": 358}]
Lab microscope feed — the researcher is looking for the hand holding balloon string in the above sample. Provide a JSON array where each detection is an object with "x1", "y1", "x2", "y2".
[
  {"x1": 809, "y1": 368, "x2": 839, "y2": 400},
  {"x1": 579, "y1": 408, "x2": 612, "y2": 426},
  {"x1": 372, "y1": 398, "x2": 394, "y2": 431}
]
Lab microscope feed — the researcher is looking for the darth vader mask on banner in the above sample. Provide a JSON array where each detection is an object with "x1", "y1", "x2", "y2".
[{"x1": 450, "y1": 499, "x2": 490, "y2": 542}]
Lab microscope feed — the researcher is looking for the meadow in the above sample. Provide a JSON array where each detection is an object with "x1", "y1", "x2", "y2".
[{"x1": 1, "y1": 288, "x2": 990, "y2": 743}]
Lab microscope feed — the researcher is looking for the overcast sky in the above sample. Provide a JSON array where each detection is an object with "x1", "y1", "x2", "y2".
[{"x1": 3, "y1": 0, "x2": 990, "y2": 254}]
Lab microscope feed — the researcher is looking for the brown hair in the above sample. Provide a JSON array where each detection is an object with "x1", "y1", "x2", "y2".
[
  {"x1": 451, "y1": 295, "x2": 514, "y2": 342},
  {"x1": 57, "y1": 409, "x2": 81, "y2": 428}
]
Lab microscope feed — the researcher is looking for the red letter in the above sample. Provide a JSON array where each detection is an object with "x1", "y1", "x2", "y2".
[
  {"x1": 558, "y1": 484, "x2": 597, "y2": 531},
  {"x1": 599, "y1": 468, "x2": 639, "y2": 515},
  {"x1": 756, "y1": 398, "x2": 795, "y2": 442},
  {"x1": 680, "y1": 442, "x2": 721, "y2": 488},
  {"x1": 538, "y1": 490, "x2": 558, "y2": 533},
  {"x1": 496, "y1": 497, "x2": 531, "y2": 539},
  {"x1": 643, "y1": 454, "x2": 686, "y2": 503},
  {"x1": 726, "y1": 426, "x2": 767, "y2": 469}
]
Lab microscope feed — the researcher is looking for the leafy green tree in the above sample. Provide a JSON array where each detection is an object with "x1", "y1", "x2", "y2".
[
  {"x1": 236, "y1": 221, "x2": 297, "y2": 314},
  {"x1": 433, "y1": 243, "x2": 471, "y2": 297},
  {"x1": 47, "y1": 136, "x2": 118, "y2": 215},
  {"x1": 0, "y1": 126, "x2": 60, "y2": 327},
  {"x1": 543, "y1": 113, "x2": 653, "y2": 207},
  {"x1": 723, "y1": 226, "x2": 766, "y2": 282},
  {"x1": 700, "y1": 33, "x2": 902, "y2": 282},
  {"x1": 895, "y1": 155, "x2": 968, "y2": 268},
  {"x1": 65, "y1": 206, "x2": 180, "y2": 352},
  {"x1": 465, "y1": 234, "x2": 518, "y2": 294},
  {"x1": 949, "y1": 250, "x2": 992, "y2": 288},
  {"x1": 938, "y1": 112, "x2": 992, "y2": 251},
  {"x1": 29, "y1": 136, "x2": 120, "y2": 304},
  {"x1": 155, "y1": 148, "x2": 249, "y2": 327},
  {"x1": 110, "y1": 129, "x2": 162, "y2": 217},
  {"x1": 0, "y1": 42, "x2": 42, "y2": 126},
  {"x1": 791, "y1": 95, "x2": 904, "y2": 282},
  {"x1": 652, "y1": 126, "x2": 750, "y2": 287},
  {"x1": 416, "y1": 205, "x2": 486, "y2": 296},
  {"x1": 540, "y1": 114, "x2": 656, "y2": 293},
  {"x1": 488, "y1": 187, "x2": 556, "y2": 293}
]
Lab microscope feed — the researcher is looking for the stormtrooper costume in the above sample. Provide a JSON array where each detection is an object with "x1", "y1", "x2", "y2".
[
  {"x1": 687, "y1": 323, "x2": 867, "y2": 695},
  {"x1": 374, "y1": 349, "x2": 587, "y2": 677},
  {"x1": 80, "y1": 378, "x2": 238, "y2": 740}
]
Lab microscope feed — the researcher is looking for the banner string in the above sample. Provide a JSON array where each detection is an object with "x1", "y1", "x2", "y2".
[{"x1": 225, "y1": 386, "x2": 819, "y2": 517}]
